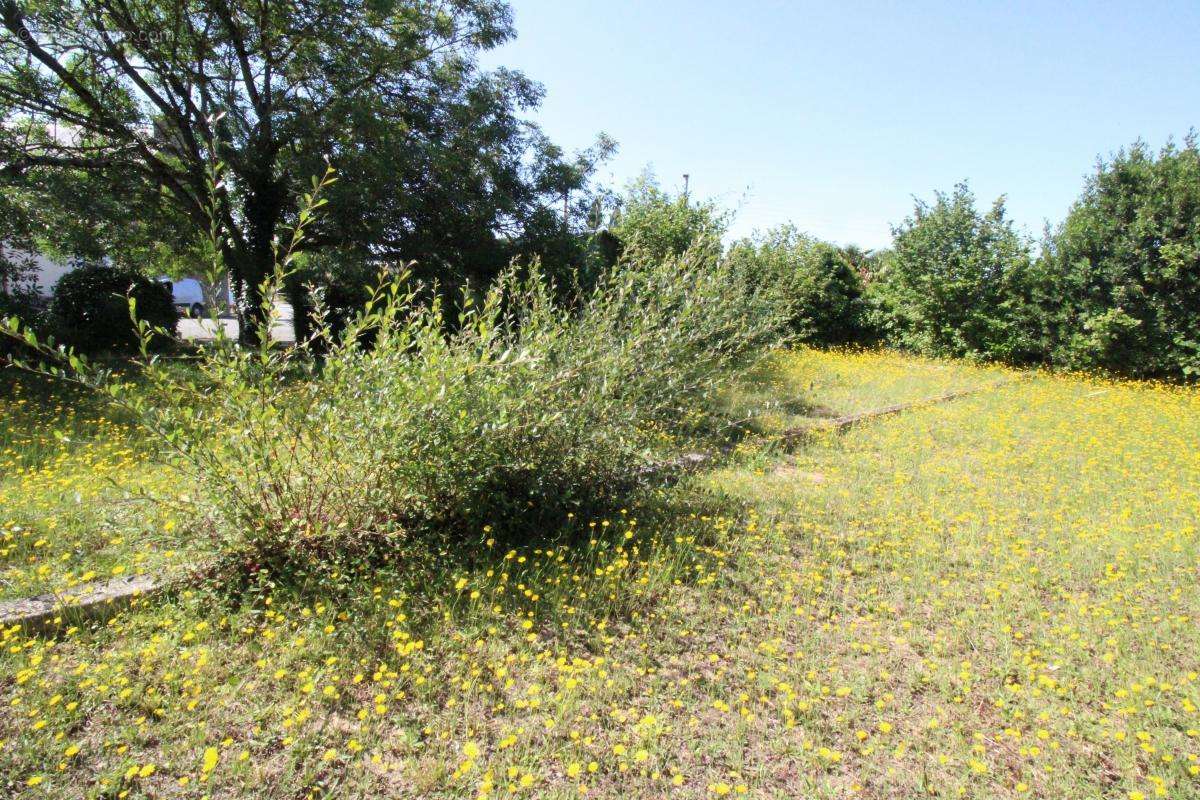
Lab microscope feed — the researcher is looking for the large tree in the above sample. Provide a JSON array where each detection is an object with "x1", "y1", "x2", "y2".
[{"x1": 0, "y1": 0, "x2": 603, "y2": 338}]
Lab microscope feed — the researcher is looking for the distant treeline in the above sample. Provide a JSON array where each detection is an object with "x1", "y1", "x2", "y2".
[{"x1": 616, "y1": 137, "x2": 1200, "y2": 382}]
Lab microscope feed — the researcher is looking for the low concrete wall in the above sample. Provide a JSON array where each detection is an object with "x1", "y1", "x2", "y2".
[{"x1": 0, "y1": 574, "x2": 162, "y2": 634}]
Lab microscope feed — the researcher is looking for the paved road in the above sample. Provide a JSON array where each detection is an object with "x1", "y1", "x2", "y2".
[{"x1": 177, "y1": 303, "x2": 295, "y2": 343}]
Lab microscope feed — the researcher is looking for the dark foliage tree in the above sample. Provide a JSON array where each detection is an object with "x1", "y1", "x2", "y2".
[
  {"x1": 1044, "y1": 136, "x2": 1200, "y2": 379},
  {"x1": 51, "y1": 262, "x2": 178, "y2": 352},
  {"x1": 727, "y1": 225, "x2": 870, "y2": 346},
  {"x1": 0, "y1": 0, "x2": 606, "y2": 339},
  {"x1": 873, "y1": 183, "x2": 1046, "y2": 363}
]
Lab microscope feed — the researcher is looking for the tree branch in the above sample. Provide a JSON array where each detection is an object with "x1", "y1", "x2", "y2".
[{"x1": 0, "y1": 2, "x2": 208, "y2": 226}]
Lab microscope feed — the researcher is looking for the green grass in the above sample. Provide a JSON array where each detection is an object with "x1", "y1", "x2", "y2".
[
  {"x1": 719, "y1": 348, "x2": 1013, "y2": 434},
  {"x1": 0, "y1": 372, "x2": 196, "y2": 600},
  {"x1": 709, "y1": 352, "x2": 1200, "y2": 798},
  {"x1": 2, "y1": 350, "x2": 1198, "y2": 799}
]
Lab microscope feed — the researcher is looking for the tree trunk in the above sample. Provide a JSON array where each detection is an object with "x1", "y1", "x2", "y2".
[
  {"x1": 283, "y1": 272, "x2": 311, "y2": 345},
  {"x1": 226, "y1": 246, "x2": 273, "y2": 347},
  {"x1": 236, "y1": 169, "x2": 286, "y2": 346}
]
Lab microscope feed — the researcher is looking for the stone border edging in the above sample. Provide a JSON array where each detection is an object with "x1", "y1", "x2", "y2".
[
  {"x1": 780, "y1": 375, "x2": 1021, "y2": 441},
  {"x1": 0, "y1": 573, "x2": 163, "y2": 633},
  {"x1": 646, "y1": 377, "x2": 1021, "y2": 475}
]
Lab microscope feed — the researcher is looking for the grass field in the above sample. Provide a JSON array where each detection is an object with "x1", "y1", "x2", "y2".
[
  {"x1": 0, "y1": 377, "x2": 192, "y2": 601},
  {"x1": 2, "y1": 350, "x2": 1198, "y2": 799},
  {"x1": 718, "y1": 349, "x2": 1012, "y2": 434}
]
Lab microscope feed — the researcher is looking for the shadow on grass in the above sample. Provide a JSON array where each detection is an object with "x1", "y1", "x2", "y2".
[{"x1": 197, "y1": 478, "x2": 747, "y2": 656}]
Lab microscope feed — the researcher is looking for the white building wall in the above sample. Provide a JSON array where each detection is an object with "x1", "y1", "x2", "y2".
[{"x1": 0, "y1": 244, "x2": 74, "y2": 297}]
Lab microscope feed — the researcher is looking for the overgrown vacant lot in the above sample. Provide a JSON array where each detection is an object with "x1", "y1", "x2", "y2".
[{"x1": 2, "y1": 350, "x2": 1199, "y2": 799}]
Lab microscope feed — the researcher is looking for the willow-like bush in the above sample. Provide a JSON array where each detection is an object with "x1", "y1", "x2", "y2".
[{"x1": 4, "y1": 238, "x2": 784, "y2": 575}]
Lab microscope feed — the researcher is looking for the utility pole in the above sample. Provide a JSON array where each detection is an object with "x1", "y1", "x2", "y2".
[
  {"x1": 562, "y1": 189, "x2": 569, "y2": 230},
  {"x1": 682, "y1": 173, "x2": 690, "y2": 200}
]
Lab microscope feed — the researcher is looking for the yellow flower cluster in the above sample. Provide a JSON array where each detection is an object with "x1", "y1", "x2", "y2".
[{"x1": 1, "y1": 380, "x2": 188, "y2": 601}]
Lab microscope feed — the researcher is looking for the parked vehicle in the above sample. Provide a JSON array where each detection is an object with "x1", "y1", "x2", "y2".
[{"x1": 159, "y1": 277, "x2": 206, "y2": 317}]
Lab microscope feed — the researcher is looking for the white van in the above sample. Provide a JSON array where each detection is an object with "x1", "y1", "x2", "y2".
[{"x1": 159, "y1": 277, "x2": 207, "y2": 317}]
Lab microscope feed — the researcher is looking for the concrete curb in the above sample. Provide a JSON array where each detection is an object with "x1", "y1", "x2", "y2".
[
  {"x1": 780, "y1": 376, "x2": 1021, "y2": 441},
  {"x1": 0, "y1": 573, "x2": 163, "y2": 634},
  {"x1": 0, "y1": 375, "x2": 1021, "y2": 634}
]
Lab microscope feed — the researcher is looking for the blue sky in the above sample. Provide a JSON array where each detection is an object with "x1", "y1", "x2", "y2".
[{"x1": 482, "y1": 0, "x2": 1200, "y2": 248}]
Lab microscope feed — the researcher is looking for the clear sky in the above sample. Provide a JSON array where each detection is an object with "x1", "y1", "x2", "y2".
[{"x1": 482, "y1": 0, "x2": 1200, "y2": 249}]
